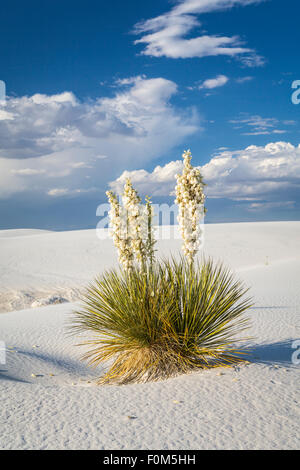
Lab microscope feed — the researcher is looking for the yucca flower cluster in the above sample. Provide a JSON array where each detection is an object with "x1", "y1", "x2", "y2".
[
  {"x1": 106, "y1": 179, "x2": 156, "y2": 271},
  {"x1": 106, "y1": 189, "x2": 134, "y2": 272},
  {"x1": 145, "y1": 195, "x2": 156, "y2": 268},
  {"x1": 122, "y1": 179, "x2": 147, "y2": 269},
  {"x1": 175, "y1": 149, "x2": 206, "y2": 264}
]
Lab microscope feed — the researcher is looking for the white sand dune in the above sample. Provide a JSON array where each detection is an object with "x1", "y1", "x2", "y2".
[
  {"x1": 1, "y1": 221, "x2": 300, "y2": 312},
  {"x1": 0, "y1": 222, "x2": 299, "y2": 449},
  {"x1": 0, "y1": 229, "x2": 52, "y2": 238}
]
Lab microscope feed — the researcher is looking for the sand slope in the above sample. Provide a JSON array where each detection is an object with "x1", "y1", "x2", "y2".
[{"x1": 0, "y1": 222, "x2": 299, "y2": 449}]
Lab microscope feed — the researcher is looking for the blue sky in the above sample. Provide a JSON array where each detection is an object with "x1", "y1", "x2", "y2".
[{"x1": 0, "y1": 0, "x2": 299, "y2": 229}]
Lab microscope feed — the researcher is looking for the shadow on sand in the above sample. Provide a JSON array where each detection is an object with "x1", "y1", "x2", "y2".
[
  {"x1": 250, "y1": 306, "x2": 292, "y2": 310},
  {"x1": 0, "y1": 369, "x2": 30, "y2": 383},
  {"x1": 242, "y1": 340, "x2": 298, "y2": 367},
  {"x1": 8, "y1": 348, "x2": 102, "y2": 377},
  {"x1": 1, "y1": 341, "x2": 298, "y2": 384}
]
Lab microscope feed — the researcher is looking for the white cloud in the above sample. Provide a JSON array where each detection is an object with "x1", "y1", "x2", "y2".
[
  {"x1": 246, "y1": 201, "x2": 295, "y2": 212},
  {"x1": 200, "y1": 75, "x2": 229, "y2": 89},
  {"x1": 70, "y1": 162, "x2": 93, "y2": 169},
  {"x1": 47, "y1": 187, "x2": 98, "y2": 197},
  {"x1": 230, "y1": 115, "x2": 296, "y2": 135},
  {"x1": 134, "y1": 0, "x2": 264, "y2": 64},
  {"x1": 114, "y1": 76, "x2": 146, "y2": 86},
  {"x1": 11, "y1": 168, "x2": 46, "y2": 176},
  {"x1": 0, "y1": 76, "x2": 200, "y2": 199},
  {"x1": 30, "y1": 92, "x2": 77, "y2": 106},
  {"x1": 235, "y1": 76, "x2": 254, "y2": 83},
  {"x1": 110, "y1": 160, "x2": 183, "y2": 197},
  {"x1": 171, "y1": 0, "x2": 261, "y2": 15},
  {"x1": 47, "y1": 188, "x2": 71, "y2": 197},
  {"x1": 239, "y1": 54, "x2": 265, "y2": 68},
  {"x1": 0, "y1": 109, "x2": 14, "y2": 121},
  {"x1": 201, "y1": 141, "x2": 300, "y2": 198},
  {"x1": 109, "y1": 142, "x2": 300, "y2": 204}
]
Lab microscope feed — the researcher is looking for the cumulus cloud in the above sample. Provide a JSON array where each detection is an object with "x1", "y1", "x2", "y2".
[
  {"x1": 109, "y1": 142, "x2": 300, "y2": 207},
  {"x1": 110, "y1": 160, "x2": 184, "y2": 197},
  {"x1": 0, "y1": 109, "x2": 14, "y2": 120},
  {"x1": 0, "y1": 76, "x2": 200, "y2": 199},
  {"x1": 30, "y1": 92, "x2": 77, "y2": 106},
  {"x1": 134, "y1": 0, "x2": 264, "y2": 64},
  {"x1": 201, "y1": 141, "x2": 300, "y2": 199}
]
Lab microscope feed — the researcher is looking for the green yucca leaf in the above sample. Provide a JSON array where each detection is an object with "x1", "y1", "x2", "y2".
[{"x1": 70, "y1": 257, "x2": 253, "y2": 384}]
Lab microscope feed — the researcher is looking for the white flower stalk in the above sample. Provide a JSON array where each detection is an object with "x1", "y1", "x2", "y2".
[
  {"x1": 107, "y1": 180, "x2": 157, "y2": 271},
  {"x1": 175, "y1": 149, "x2": 206, "y2": 264},
  {"x1": 122, "y1": 179, "x2": 147, "y2": 269},
  {"x1": 145, "y1": 195, "x2": 156, "y2": 268},
  {"x1": 106, "y1": 190, "x2": 134, "y2": 272}
]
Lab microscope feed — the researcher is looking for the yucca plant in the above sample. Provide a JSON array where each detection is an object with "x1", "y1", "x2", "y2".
[{"x1": 71, "y1": 257, "x2": 252, "y2": 385}]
